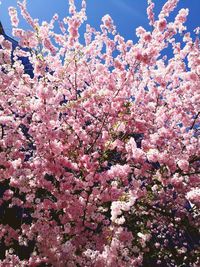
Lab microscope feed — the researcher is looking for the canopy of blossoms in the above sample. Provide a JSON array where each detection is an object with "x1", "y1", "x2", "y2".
[{"x1": 0, "y1": 0, "x2": 199, "y2": 266}]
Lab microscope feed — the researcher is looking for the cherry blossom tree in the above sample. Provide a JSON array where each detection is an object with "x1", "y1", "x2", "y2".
[{"x1": 0, "y1": 0, "x2": 200, "y2": 266}]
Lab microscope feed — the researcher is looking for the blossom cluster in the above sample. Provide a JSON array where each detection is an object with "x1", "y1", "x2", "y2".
[{"x1": 0, "y1": 0, "x2": 199, "y2": 266}]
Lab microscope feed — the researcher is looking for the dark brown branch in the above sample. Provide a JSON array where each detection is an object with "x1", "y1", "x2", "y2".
[
  {"x1": 190, "y1": 111, "x2": 200, "y2": 130},
  {"x1": 1, "y1": 124, "x2": 4, "y2": 139}
]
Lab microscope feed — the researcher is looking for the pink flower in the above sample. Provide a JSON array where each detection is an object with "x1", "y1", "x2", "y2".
[
  {"x1": 0, "y1": 0, "x2": 199, "y2": 265},
  {"x1": 146, "y1": 148, "x2": 159, "y2": 162},
  {"x1": 177, "y1": 159, "x2": 189, "y2": 172},
  {"x1": 160, "y1": 0, "x2": 179, "y2": 18},
  {"x1": 187, "y1": 188, "x2": 200, "y2": 206},
  {"x1": 3, "y1": 189, "x2": 13, "y2": 201},
  {"x1": 158, "y1": 18, "x2": 167, "y2": 31},
  {"x1": 8, "y1": 7, "x2": 19, "y2": 27},
  {"x1": 101, "y1": 14, "x2": 116, "y2": 33},
  {"x1": 147, "y1": 0, "x2": 155, "y2": 26}
]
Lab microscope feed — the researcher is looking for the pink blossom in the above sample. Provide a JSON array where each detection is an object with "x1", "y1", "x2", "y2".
[
  {"x1": 187, "y1": 188, "x2": 200, "y2": 206},
  {"x1": 177, "y1": 159, "x2": 189, "y2": 172},
  {"x1": 147, "y1": 0, "x2": 155, "y2": 26},
  {"x1": 101, "y1": 14, "x2": 116, "y2": 33},
  {"x1": 8, "y1": 7, "x2": 19, "y2": 27},
  {"x1": 158, "y1": 18, "x2": 167, "y2": 32},
  {"x1": 0, "y1": 0, "x2": 199, "y2": 266}
]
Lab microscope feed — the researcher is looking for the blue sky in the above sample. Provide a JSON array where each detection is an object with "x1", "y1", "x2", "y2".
[{"x1": 0, "y1": 0, "x2": 199, "y2": 43}]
